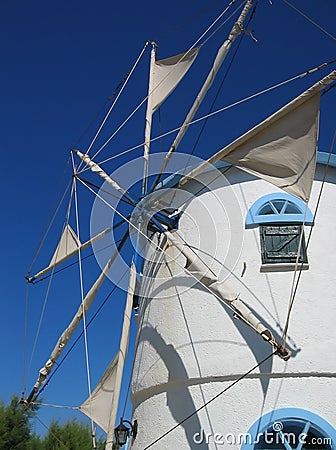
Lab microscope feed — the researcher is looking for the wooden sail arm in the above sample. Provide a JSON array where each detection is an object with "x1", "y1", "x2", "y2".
[
  {"x1": 79, "y1": 262, "x2": 136, "y2": 450},
  {"x1": 74, "y1": 149, "x2": 136, "y2": 205},
  {"x1": 178, "y1": 69, "x2": 336, "y2": 202},
  {"x1": 142, "y1": 43, "x2": 157, "y2": 196},
  {"x1": 141, "y1": 44, "x2": 200, "y2": 195},
  {"x1": 164, "y1": 230, "x2": 291, "y2": 360},
  {"x1": 105, "y1": 262, "x2": 136, "y2": 450},
  {"x1": 151, "y1": 0, "x2": 254, "y2": 191},
  {"x1": 27, "y1": 227, "x2": 114, "y2": 283},
  {"x1": 25, "y1": 231, "x2": 129, "y2": 404}
]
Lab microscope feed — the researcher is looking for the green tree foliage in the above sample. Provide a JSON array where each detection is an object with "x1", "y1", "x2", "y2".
[
  {"x1": 0, "y1": 396, "x2": 106, "y2": 449},
  {"x1": 43, "y1": 419, "x2": 105, "y2": 450},
  {"x1": 0, "y1": 395, "x2": 40, "y2": 450},
  {"x1": 26, "y1": 435, "x2": 44, "y2": 450}
]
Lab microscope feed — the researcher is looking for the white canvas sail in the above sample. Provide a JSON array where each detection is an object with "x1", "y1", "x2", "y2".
[
  {"x1": 80, "y1": 262, "x2": 136, "y2": 448},
  {"x1": 152, "y1": 0, "x2": 254, "y2": 189},
  {"x1": 31, "y1": 227, "x2": 113, "y2": 281},
  {"x1": 27, "y1": 233, "x2": 129, "y2": 401},
  {"x1": 32, "y1": 261, "x2": 113, "y2": 391},
  {"x1": 150, "y1": 47, "x2": 200, "y2": 113},
  {"x1": 142, "y1": 46, "x2": 199, "y2": 193},
  {"x1": 162, "y1": 230, "x2": 291, "y2": 358},
  {"x1": 179, "y1": 70, "x2": 336, "y2": 202},
  {"x1": 165, "y1": 231, "x2": 269, "y2": 336},
  {"x1": 75, "y1": 149, "x2": 135, "y2": 205},
  {"x1": 49, "y1": 224, "x2": 81, "y2": 266},
  {"x1": 80, "y1": 354, "x2": 119, "y2": 433}
]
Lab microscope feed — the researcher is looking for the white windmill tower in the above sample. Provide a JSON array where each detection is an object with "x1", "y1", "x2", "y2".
[
  {"x1": 128, "y1": 75, "x2": 336, "y2": 449},
  {"x1": 23, "y1": 2, "x2": 336, "y2": 450}
]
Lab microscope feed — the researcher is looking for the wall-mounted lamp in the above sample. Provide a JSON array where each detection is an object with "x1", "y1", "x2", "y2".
[{"x1": 114, "y1": 418, "x2": 138, "y2": 447}]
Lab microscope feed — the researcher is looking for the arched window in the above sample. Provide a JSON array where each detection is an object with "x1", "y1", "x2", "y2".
[
  {"x1": 246, "y1": 194, "x2": 314, "y2": 267},
  {"x1": 246, "y1": 193, "x2": 314, "y2": 228},
  {"x1": 241, "y1": 408, "x2": 335, "y2": 450}
]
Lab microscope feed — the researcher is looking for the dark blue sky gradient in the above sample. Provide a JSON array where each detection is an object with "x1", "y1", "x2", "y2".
[{"x1": 1, "y1": 0, "x2": 335, "y2": 437}]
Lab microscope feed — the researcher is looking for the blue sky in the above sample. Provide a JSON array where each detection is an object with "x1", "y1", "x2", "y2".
[{"x1": 1, "y1": 0, "x2": 335, "y2": 439}]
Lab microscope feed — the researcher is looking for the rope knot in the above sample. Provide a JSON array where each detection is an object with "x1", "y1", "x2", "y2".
[{"x1": 243, "y1": 28, "x2": 258, "y2": 42}]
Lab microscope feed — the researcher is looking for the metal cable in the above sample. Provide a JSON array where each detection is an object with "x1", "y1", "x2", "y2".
[
  {"x1": 78, "y1": 41, "x2": 150, "y2": 170},
  {"x1": 27, "y1": 172, "x2": 72, "y2": 276},
  {"x1": 143, "y1": 351, "x2": 275, "y2": 449},
  {"x1": 94, "y1": 58, "x2": 336, "y2": 169},
  {"x1": 72, "y1": 159, "x2": 95, "y2": 439},
  {"x1": 32, "y1": 221, "x2": 128, "y2": 284},
  {"x1": 282, "y1": 0, "x2": 336, "y2": 42},
  {"x1": 281, "y1": 130, "x2": 336, "y2": 345},
  {"x1": 79, "y1": 2, "x2": 239, "y2": 174},
  {"x1": 37, "y1": 229, "x2": 130, "y2": 397}
]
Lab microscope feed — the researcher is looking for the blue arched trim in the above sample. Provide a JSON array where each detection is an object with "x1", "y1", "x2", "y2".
[
  {"x1": 246, "y1": 193, "x2": 314, "y2": 228},
  {"x1": 241, "y1": 408, "x2": 336, "y2": 450}
]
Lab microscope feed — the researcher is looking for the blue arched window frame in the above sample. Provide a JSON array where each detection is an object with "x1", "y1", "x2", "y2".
[
  {"x1": 246, "y1": 193, "x2": 314, "y2": 228},
  {"x1": 241, "y1": 408, "x2": 335, "y2": 450}
]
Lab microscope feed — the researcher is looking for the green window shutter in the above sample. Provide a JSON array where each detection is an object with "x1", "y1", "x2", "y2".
[{"x1": 260, "y1": 224, "x2": 308, "y2": 264}]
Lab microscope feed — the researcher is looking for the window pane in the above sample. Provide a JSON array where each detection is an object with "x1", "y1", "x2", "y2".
[
  {"x1": 285, "y1": 201, "x2": 302, "y2": 214},
  {"x1": 259, "y1": 203, "x2": 276, "y2": 215},
  {"x1": 272, "y1": 200, "x2": 285, "y2": 213}
]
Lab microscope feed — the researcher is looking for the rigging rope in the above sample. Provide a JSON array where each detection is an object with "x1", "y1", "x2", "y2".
[
  {"x1": 36, "y1": 229, "x2": 130, "y2": 397},
  {"x1": 27, "y1": 171, "x2": 72, "y2": 276},
  {"x1": 77, "y1": 177, "x2": 277, "y2": 340},
  {"x1": 34, "y1": 414, "x2": 69, "y2": 449},
  {"x1": 281, "y1": 130, "x2": 336, "y2": 346},
  {"x1": 143, "y1": 350, "x2": 276, "y2": 449},
  {"x1": 32, "y1": 223, "x2": 128, "y2": 284},
  {"x1": 72, "y1": 70, "x2": 131, "y2": 152},
  {"x1": 158, "y1": 163, "x2": 298, "y2": 349},
  {"x1": 78, "y1": 2, "x2": 239, "y2": 175},
  {"x1": 76, "y1": 176, "x2": 135, "y2": 206},
  {"x1": 42, "y1": 55, "x2": 149, "y2": 288},
  {"x1": 176, "y1": 1, "x2": 259, "y2": 201},
  {"x1": 200, "y1": 1, "x2": 247, "y2": 48},
  {"x1": 25, "y1": 179, "x2": 77, "y2": 394},
  {"x1": 94, "y1": 58, "x2": 336, "y2": 169},
  {"x1": 120, "y1": 237, "x2": 164, "y2": 419},
  {"x1": 185, "y1": 26, "x2": 245, "y2": 165},
  {"x1": 78, "y1": 41, "x2": 150, "y2": 171},
  {"x1": 37, "y1": 284, "x2": 118, "y2": 396},
  {"x1": 282, "y1": 0, "x2": 336, "y2": 42},
  {"x1": 150, "y1": 0, "x2": 254, "y2": 193},
  {"x1": 72, "y1": 156, "x2": 95, "y2": 442},
  {"x1": 27, "y1": 246, "x2": 62, "y2": 386},
  {"x1": 123, "y1": 95, "x2": 336, "y2": 449},
  {"x1": 281, "y1": 206, "x2": 308, "y2": 346},
  {"x1": 165, "y1": 257, "x2": 218, "y2": 440},
  {"x1": 152, "y1": 0, "x2": 226, "y2": 42}
]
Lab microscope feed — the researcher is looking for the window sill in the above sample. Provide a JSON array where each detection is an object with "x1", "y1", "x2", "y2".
[{"x1": 260, "y1": 263, "x2": 309, "y2": 272}]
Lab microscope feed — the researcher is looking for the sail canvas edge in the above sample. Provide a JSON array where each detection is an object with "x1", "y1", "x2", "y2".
[
  {"x1": 80, "y1": 353, "x2": 120, "y2": 433},
  {"x1": 150, "y1": 47, "x2": 200, "y2": 113},
  {"x1": 79, "y1": 262, "x2": 136, "y2": 437},
  {"x1": 143, "y1": 46, "x2": 200, "y2": 194},
  {"x1": 178, "y1": 70, "x2": 336, "y2": 202},
  {"x1": 31, "y1": 227, "x2": 114, "y2": 281},
  {"x1": 219, "y1": 93, "x2": 320, "y2": 202},
  {"x1": 28, "y1": 245, "x2": 124, "y2": 400},
  {"x1": 49, "y1": 224, "x2": 81, "y2": 266}
]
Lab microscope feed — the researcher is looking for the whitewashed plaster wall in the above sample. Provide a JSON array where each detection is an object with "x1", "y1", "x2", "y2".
[{"x1": 130, "y1": 163, "x2": 336, "y2": 450}]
